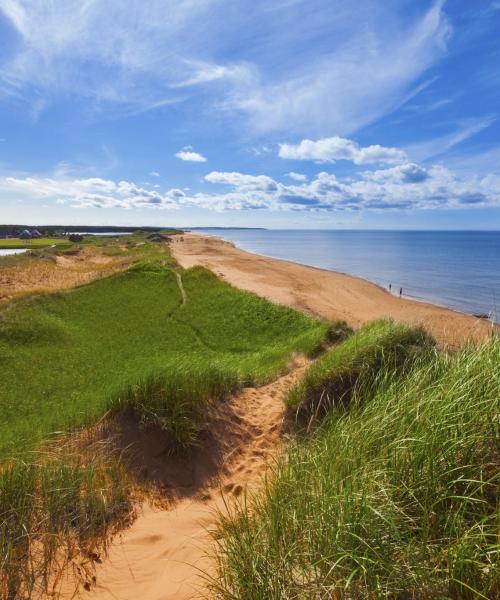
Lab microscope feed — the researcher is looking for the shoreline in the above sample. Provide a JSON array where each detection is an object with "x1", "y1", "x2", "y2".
[
  {"x1": 198, "y1": 231, "x2": 497, "y2": 323},
  {"x1": 171, "y1": 233, "x2": 495, "y2": 348}
]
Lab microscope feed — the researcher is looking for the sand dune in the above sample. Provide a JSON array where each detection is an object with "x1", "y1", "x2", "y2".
[
  {"x1": 54, "y1": 359, "x2": 307, "y2": 600},
  {"x1": 0, "y1": 247, "x2": 132, "y2": 303},
  {"x1": 171, "y1": 233, "x2": 494, "y2": 348},
  {"x1": 49, "y1": 234, "x2": 495, "y2": 599}
]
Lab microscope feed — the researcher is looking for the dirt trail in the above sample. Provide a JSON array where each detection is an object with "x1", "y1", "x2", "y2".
[
  {"x1": 57, "y1": 361, "x2": 307, "y2": 600},
  {"x1": 175, "y1": 271, "x2": 187, "y2": 305}
]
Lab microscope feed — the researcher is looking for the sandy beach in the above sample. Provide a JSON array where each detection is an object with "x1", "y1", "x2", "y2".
[{"x1": 171, "y1": 233, "x2": 494, "y2": 348}]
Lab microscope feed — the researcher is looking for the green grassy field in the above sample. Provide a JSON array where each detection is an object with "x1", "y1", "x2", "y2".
[
  {"x1": 213, "y1": 326, "x2": 499, "y2": 599},
  {"x1": 0, "y1": 264, "x2": 329, "y2": 458},
  {"x1": 0, "y1": 237, "x2": 72, "y2": 250},
  {"x1": 0, "y1": 241, "x2": 332, "y2": 597}
]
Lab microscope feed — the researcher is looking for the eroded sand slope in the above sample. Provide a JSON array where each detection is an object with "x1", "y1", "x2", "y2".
[{"x1": 55, "y1": 361, "x2": 307, "y2": 600}]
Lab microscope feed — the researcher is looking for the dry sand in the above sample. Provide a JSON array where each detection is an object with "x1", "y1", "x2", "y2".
[
  {"x1": 55, "y1": 361, "x2": 307, "y2": 600},
  {"x1": 171, "y1": 232, "x2": 494, "y2": 348}
]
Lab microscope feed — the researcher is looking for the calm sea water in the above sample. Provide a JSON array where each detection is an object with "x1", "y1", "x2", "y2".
[
  {"x1": 0, "y1": 249, "x2": 28, "y2": 256},
  {"x1": 198, "y1": 230, "x2": 500, "y2": 320}
]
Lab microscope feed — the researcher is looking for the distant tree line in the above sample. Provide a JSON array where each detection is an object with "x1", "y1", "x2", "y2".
[{"x1": 0, "y1": 225, "x2": 179, "y2": 237}]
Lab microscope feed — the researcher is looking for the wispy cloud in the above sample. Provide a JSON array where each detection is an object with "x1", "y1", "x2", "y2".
[
  {"x1": 228, "y1": 1, "x2": 451, "y2": 135},
  {"x1": 0, "y1": 0, "x2": 247, "y2": 115},
  {"x1": 405, "y1": 116, "x2": 497, "y2": 162},
  {"x1": 279, "y1": 136, "x2": 407, "y2": 165},
  {"x1": 0, "y1": 0, "x2": 450, "y2": 137}
]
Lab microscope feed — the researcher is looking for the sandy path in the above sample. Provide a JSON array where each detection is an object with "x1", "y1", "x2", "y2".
[
  {"x1": 171, "y1": 233, "x2": 494, "y2": 348},
  {"x1": 57, "y1": 362, "x2": 306, "y2": 600},
  {"x1": 48, "y1": 233, "x2": 494, "y2": 598}
]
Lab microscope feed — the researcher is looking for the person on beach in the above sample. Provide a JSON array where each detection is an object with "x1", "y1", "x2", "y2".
[
  {"x1": 399, "y1": 287, "x2": 403, "y2": 297},
  {"x1": 389, "y1": 283, "x2": 392, "y2": 292}
]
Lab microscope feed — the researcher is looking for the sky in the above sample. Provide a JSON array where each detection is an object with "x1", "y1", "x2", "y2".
[{"x1": 0, "y1": 0, "x2": 499, "y2": 229}]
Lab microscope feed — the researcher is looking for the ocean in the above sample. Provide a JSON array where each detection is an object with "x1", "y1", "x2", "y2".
[
  {"x1": 0, "y1": 249, "x2": 28, "y2": 256},
  {"x1": 197, "y1": 230, "x2": 500, "y2": 320}
]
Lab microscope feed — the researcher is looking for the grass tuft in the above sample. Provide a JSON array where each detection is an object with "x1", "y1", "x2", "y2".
[
  {"x1": 213, "y1": 337, "x2": 500, "y2": 599},
  {"x1": 287, "y1": 319, "x2": 434, "y2": 422}
]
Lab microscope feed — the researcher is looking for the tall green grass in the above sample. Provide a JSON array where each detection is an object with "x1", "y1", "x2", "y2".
[
  {"x1": 213, "y1": 336, "x2": 499, "y2": 599},
  {"x1": 0, "y1": 264, "x2": 329, "y2": 458},
  {"x1": 287, "y1": 319, "x2": 433, "y2": 422},
  {"x1": 1, "y1": 444, "x2": 132, "y2": 598},
  {"x1": 0, "y1": 256, "x2": 332, "y2": 597}
]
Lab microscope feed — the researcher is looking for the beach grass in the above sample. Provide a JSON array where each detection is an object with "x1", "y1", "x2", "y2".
[
  {"x1": 213, "y1": 335, "x2": 500, "y2": 599},
  {"x1": 0, "y1": 237, "x2": 72, "y2": 250},
  {"x1": 0, "y1": 263, "x2": 330, "y2": 459},
  {"x1": 0, "y1": 246, "x2": 333, "y2": 597},
  {"x1": 1, "y1": 443, "x2": 132, "y2": 599},
  {"x1": 286, "y1": 318, "x2": 433, "y2": 421}
]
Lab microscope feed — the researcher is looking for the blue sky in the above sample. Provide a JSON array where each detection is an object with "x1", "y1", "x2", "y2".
[{"x1": 0, "y1": 0, "x2": 499, "y2": 229}]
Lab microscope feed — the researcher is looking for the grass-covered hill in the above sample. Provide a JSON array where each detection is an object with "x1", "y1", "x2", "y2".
[
  {"x1": 0, "y1": 234, "x2": 498, "y2": 599},
  {"x1": 0, "y1": 235, "x2": 333, "y2": 597},
  {"x1": 0, "y1": 264, "x2": 329, "y2": 457},
  {"x1": 214, "y1": 323, "x2": 499, "y2": 600}
]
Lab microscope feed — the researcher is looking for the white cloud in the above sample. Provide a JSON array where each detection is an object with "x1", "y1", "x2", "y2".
[
  {"x1": 1, "y1": 176, "x2": 179, "y2": 209},
  {"x1": 175, "y1": 150, "x2": 207, "y2": 162},
  {"x1": 197, "y1": 164, "x2": 500, "y2": 212},
  {"x1": 405, "y1": 116, "x2": 497, "y2": 162},
  {"x1": 287, "y1": 172, "x2": 307, "y2": 181},
  {"x1": 0, "y1": 1, "x2": 450, "y2": 137},
  {"x1": 279, "y1": 136, "x2": 407, "y2": 165},
  {"x1": 3, "y1": 155, "x2": 499, "y2": 213},
  {"x1": 150, "y1": 171, "x2": 160, "y2": 177},
  {"x1": 205, "y1": 171, "x2": 277, "y2": 191},
  {"x1": 363, "y1": 163, "x2": 430, "y2": 184}
]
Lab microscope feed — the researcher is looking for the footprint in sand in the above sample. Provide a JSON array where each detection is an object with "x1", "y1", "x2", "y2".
[{"x1": 232, "y1": 484, "x2": 243, "y2": 497}]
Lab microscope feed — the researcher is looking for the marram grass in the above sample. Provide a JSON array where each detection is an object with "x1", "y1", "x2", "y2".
[
  {"x1": 0, "y1": 249, "x2": 334, "y2": 598},
  {"x1": 213, "y1": 334, "x2": 500, "y2": 599},
  {"x1": 287, "y1": 318, "x2": 433, "y2": 422},
  {"x1": 0, "y1": 442, "x2": 132, "y2": 599},
  {"x1": 0, "y1": 264, "x2": 330, "y2": 459}
]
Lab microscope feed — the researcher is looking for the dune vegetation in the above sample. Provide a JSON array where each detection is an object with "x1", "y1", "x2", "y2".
[
  {"x1": 0, "y1": 237, "x2": 72, "y2": 250},
  {"x1": 286, "y1": 319, "x2": 433, "y2": 422},
  {"x1": 213, "y1": 324, "x2": 499, "y2": 599},
  {"x1": 0, "y1": 264, "x2": 330, "y2": 458},
  {"x1": 0, "y1": 233, "x2": 334, "y2": 597},
  {"x1": 1, "y1": 234, "x2": 498, "y2": 599}
]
